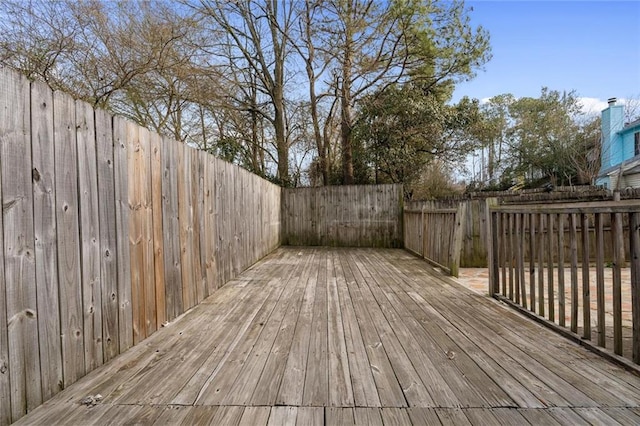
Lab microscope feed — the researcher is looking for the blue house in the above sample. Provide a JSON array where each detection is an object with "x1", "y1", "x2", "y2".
[{"x1": 596, "y1": 98, "x2": 640, "y2": 189}]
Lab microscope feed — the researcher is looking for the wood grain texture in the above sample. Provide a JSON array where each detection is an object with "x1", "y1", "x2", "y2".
[
  {"x1": 178, "y1": 143, "x2": 195, "y2": 310},
  {"x1": 76, "y1": 99, "x2": 104, "y2": 372},
  {"x1": 113, "y1": 116, "x2": 133, "y2": 353},
  {"x1": 95, "y1": 108, "x2": 119, "y2": 362},
  {"x1": 150, "y1": 131, "x2": 165, "y2": 329},
  {"x1": 0, "y1": 67, "x2": 284, "y2": 423},
  {"x1": 127, "y1": 122, "x2": 144, "y2": 344},
  {"x1": 2, "y1": 67, "x2": 42, "y2": 421},
  {"x1": 160, "y1": 135, "x2": 182, "y2": 321},
  {"x1": 282, "y1": 184, "x2": 402, "y2": 248},
  {"x1": 12, "y1": 248, "x2": 640, "y2": 426},
  {"x1": 30, "y1": 79, "x2": 63, "y2": 401},
  {"x1": 138, "y1": 127, "x2": 156, "y2": 339},
  {"x1": 53, "y1": 89, "x2": 85, "y2": 389}
]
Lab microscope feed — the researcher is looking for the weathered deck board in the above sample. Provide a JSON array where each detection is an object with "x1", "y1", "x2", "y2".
[{"x1": 14, "y1": 247, "x2": 640, "y2": 426}]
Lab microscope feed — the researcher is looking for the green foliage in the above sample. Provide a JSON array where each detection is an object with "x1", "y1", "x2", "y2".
[
  {"x1": 473, "y1": 88, "x2": 602, "y2": 188},
  {"x1": 352, "y1": 82, "x2": 481, "y2": 187}
]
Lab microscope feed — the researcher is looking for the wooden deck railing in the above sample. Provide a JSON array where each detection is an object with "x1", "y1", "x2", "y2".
[
  {"x1": 489, "y1": 200, "x2": 640, "y2": 364},
  {"x1": 404, "y1": 204, "x2": 466, "y2": 276}
]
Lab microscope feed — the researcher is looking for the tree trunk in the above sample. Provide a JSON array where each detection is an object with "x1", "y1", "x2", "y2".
[{"x1": 340, "y1": 33, "x2": 354, "y2": 184}]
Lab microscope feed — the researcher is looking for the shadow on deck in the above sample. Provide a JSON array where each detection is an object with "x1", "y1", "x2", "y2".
[{"x1": 16, "y1": 248, "x2": 640, "y2": 425}]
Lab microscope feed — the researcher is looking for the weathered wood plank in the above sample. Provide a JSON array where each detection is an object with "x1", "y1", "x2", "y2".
[
  {"x1": 327, "y1": 253, "x2": 354, "y2": 407},
  {"x1": 340, "y1": 254, "x2": 407, "y2": 407},
  {"x1": 30, "y1": 79, "x2": 63, "y2": 401},
  {"x1": 138, "y1": 127, "x2": 156, "y2": 339},
  {"x1": 557, "y1": 213, "x2": 566, "y2": 327},
  {"x1": 2, "y1": 67, "x2": 42, "y2": 421},
  {"x1": 250, "y1": 252, "x2": 316, "y2": 406},
  {"x1": 178, "y1": 144, "x2": 195, "y2": 310},
  {"x1": 275, "y1": 253, "x2": 320, "y2": 406},
  {"x1": 223, "y1": 255, "x2": 309, "y2": 406},
  {"x1": 0, "y1": 108, "x2": 8, "y2": 424},
  {"x1": 595, "y1": 213, "x2": 606, "y2": 347},
  {"x1": 210, "y1": 405, "x2": 243, "y2": 425},
  {"x1": 127, "y1": 122, "x2": 145, "y2": 344},
  {"x1": 302, "y1": 251, "x2": 329, "y2": 406},
  {"x1": 581, "y1": 213, "x2": 591, "y2": 339},
  {"x1": 238, "y1": 406, "x2": 271, "y2": 426},
  {"x1": 295, "y1": 407, "x2": 323, "y2": 426},
  {"x1": 325, "y1": 408, "x2": 354, "y2": 425},
  {"x1": 54, "y1": 89, "x2": 85, "y2": 389},
  {"x1": 191, "y1": 149, "x2": 205, "y2": 303},
  {"x1": 611, "y1": 211, "x2": 624, "y2": 354},
  {"x1": 95, "y1": 108, "x2": 119, "y2": 362},
  {"x1": 150, "y1": 131, "x2": 165, "y2": 330},
  {"x1": 630, "y1": 212, "x2": 640, "y2": 363},
  {"x1": 380, "y1": 407, "x2": 412, "y2": 425},
  {"x1": 76, "y1": 99, "x2": 103, "y2": 372},
  {"x1": 267, "y1": 407, "x2": 297, "y2": 426},
  {"x1": 569, "y1": 213, "x2": 579, "y2": 333},
  {"x1": 546, "y1": 213, "x2": 554, "y2": 320},
  {"x1": 161, "y1": 136, "x2": 182, "y2": 321},
  {"x1": 353, "y1": 408, "x2": 382, "y2": 426},
  {"x1": 349, "y1": 254, "x2": 433, "y2": 407},
  {"x1": 333, "y1": 252, "x2": 381, "y2": 407},
  {"x1": 282, "y1": 184, "x2": 402, "y2": 247},
  {"x1": 113, "y1": 116, "x2": 133, "y2": 353},
  {"x1": 203, "y1": 155, "x2": 217, "y2": 295}
]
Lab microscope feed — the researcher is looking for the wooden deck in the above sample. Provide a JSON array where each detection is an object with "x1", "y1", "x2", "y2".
[{"x1": 16, "y1": 248, "x2": 640, "y2": 425}]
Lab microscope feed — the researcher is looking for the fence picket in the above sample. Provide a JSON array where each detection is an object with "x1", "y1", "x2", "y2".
[
  {"x1": 2, "y1": 67, "x2": 42, "y2": 420},
  {"x1": 30, "y1": 80, "x2": 63, "y2": 400},
  {"x1": 95, "y1": 109, "x2": 119, "y2": 362}
]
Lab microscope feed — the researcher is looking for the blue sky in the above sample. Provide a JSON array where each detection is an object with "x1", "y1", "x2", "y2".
[{"x1": 451, "y1": 1, "x2": 640, "y2": 114}]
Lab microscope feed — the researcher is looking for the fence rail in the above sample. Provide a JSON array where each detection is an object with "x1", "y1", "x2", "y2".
[
  {"x1": 403, "y1": 204, "x2": 466, "y2": 276},
  {"x1": 489, "y1": 200, "x2": 640, "y2": 365},
  {"x1": 0, "y1": 67, "x2": 281, "y2": 424}
]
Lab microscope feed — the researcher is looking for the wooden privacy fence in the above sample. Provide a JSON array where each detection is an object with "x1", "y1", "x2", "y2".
[
  {"x1": 281, "y1": 184, "x2": 403, "y2": 247},
  {"x1": 408, "y1": 198, "x2": 495, "y2": 267},
  {"x1": 0, "y1": 67, "x2": 281, "y2": 425},
  {"x1": 489, "y1": 200, "x2": 640, "y2": 365},
  {"x1": 403, "y1": 203, "x2": 466, "y2": 277}
]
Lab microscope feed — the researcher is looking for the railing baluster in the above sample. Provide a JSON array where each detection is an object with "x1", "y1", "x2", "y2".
[
  {"x1": 570, "y1": 213, "x2": 579, "y2": 334},
  {"x1": 490, "y1": 211, "x2": 500, "y2": 295},
  {"x1": 501, "y1": 213, "x2": 507, "y2": 296},
  {"x1": 612, "y1": 211, "x2": 623, "y2": 355},
  {"x1": 538, "y1": 213, "x2": 545, "y2": 316},
  {"x1": 508, "y1": 214, "x2": 514, "y2": 300},
  {"x1": 529, "y1": 213, "x2": 536, "y2": 312},
  {"x1": 557, "y1": 213, "x2": 565, "y2": 327},
  {"x1": 519, "y1": 213, "x2": 527, "y2": 309},
  {"x1": 595, "y1": 213, "x2": 605, "y2": 347},
  {"x1": 547, "y1": 213, "x2": 555, "y2": 322},
  {"x1": 629, "y1": 212, "x2": 640, "y2": 363},
  {"x1": 514, "y1": 214, "x2": 521, "y2": 304},
  {"x1": 581, "y1": 213, "x2": 591, "y2": 340}
]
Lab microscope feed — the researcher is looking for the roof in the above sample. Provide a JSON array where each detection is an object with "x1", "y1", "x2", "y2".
[{"x1": 622, "y1": 118, "x2": 640, "y2": 133}]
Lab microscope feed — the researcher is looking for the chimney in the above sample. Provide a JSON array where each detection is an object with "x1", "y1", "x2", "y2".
[{"x1": 601, "y1": 97, "x2": 624, "y2": 169}]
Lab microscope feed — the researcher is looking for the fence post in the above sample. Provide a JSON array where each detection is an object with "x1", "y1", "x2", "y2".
[
  {"x1": 489, "y1": 210, "x2": 500, "y2": 295},
  {"x1": 629, "y1": 212, "x2": 640, "y2": 364},
  {"x1": 450, "y1": 202, "x2": 467, "y2": 277}
]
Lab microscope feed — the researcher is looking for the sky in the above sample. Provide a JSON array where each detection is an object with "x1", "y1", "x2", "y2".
[{"x1": 451, "y1": 1, "x2": 640, "y2": 114}]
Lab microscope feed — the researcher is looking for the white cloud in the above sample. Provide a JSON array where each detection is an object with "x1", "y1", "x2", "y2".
[{"x1": 578, "y1": 97, "x2": 629, "y2": 116}]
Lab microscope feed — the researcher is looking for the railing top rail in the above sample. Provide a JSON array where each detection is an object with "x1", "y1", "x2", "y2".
[
  {"x1": 491, "y1": 199, "x2": 640, "y2": 215},
  {"x1": 404, "y1": 208, "x2": 458, "y2": 214}
]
